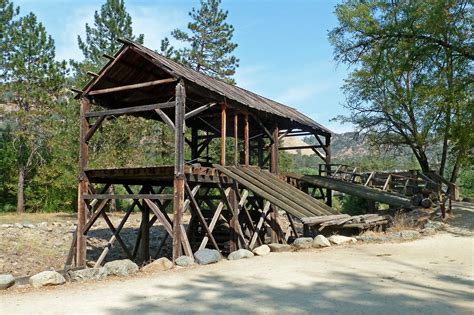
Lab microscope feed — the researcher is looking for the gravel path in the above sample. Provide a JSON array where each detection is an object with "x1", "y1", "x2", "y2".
[{"x1": 1, "y1": 232, "x2": 472, "y2": 314}]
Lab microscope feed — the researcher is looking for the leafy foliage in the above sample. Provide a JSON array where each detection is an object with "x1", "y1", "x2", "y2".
[{"x1": 329, "y1": 0, "x2": 473, "y2": 182}]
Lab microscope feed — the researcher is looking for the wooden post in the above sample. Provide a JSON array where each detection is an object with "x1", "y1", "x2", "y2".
[
  {"x1": 244, "y1": 112, "x2": 249, "y2": 166},
  {"x1": 234, "y1": 112, "x2": 238, "y2": 165},
  {"x1": 173, "y1": 82, "x2": 186, "y2": 262},
  {"x1": 229, "y1": 186, "x2": 239, "y2": 252},
  {"x1": 325, "y1": 134, "x2": 332, "y2": 207},
  {"x1": 191, "y1": 126, "x2": 198, "y2": 161},
  {"x1": 257, "y1": 136, "x2": 264, "y2": 167},
  {"x1": 139, "y1": 199, "x2": 150, "y2": 263},
  {"x1": 270, "y1": 124, "x2": 279, "y2": 243},
  {"x1": 271, "y1": 124, "x2": 279, "y2": 174},
  {"x1": 220, "y1": 103, "x2": 226, "y2": 166},
  {"x1": 77, "y1": 97, "x2": 90, "y2": 266}
]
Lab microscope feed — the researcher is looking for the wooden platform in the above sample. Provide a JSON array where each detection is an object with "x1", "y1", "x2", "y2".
[{"x1": 86, "y1": 165, "x2": 231, "y2": 185}]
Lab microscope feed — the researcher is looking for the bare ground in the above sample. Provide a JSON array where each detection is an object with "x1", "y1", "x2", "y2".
[{"x1": 1, "y1": 202, "x2": 473, "y2": 314}]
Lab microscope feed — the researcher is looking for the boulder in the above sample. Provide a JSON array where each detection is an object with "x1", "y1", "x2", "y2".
[
  {"x1": 328, "y1": 235, "x2": 357, "y2": 245},
  {"x1": 68, "y1": 268, "x2": 107, "y2": 282},
  {"x1": 228, "y1": 249, "x2": 254, "y2": 260},
  {"x1": 0, "y1": 274, "x2": 15, "y2": 290},
  {"x1": 194, "y1": 249, "x2": 221, "y2": 265},
  {"x1": 312, "y1": 235, "x2": 331, "y2": 248},
  {"x1": 0, "y1": 224, "x2": 13, "y2": 229},
  {"x1": 268, "y1": 243, "x2": 293, "y2": 252},
  {"x1": 398, "y1": 230, "x2": 420, "y2": 239},
  {"x1": 142, "y1": 257, "x2": 173, "y2": 272},
  {"x1": 175, "y1": 256, "x2": 195, "y2": 267},
  {"x1": 252, "y1": 245, "x2": 270, "y2": 256},
  {"x1": 29, "y1": 271, "x2": 66, "y2": 288},
  {"x1": 103, "y1": 259, "x2": 139, "y2": 277},
  {"x1": 293, "y1": 237, "x2": 313, "y2": 249}
]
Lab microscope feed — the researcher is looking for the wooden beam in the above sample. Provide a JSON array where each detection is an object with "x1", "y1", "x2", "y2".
[
  {"x1": 155, "y1": 108, "x2": 175, "y2": 132},
  {"x1": 88, "y1": 78, "x2": 177, "y2": 96},
  {"x1": 220, "y1": 103, "x2": 226, "y2": 166},
  {"x1": 85, "y1": 101, "x2": 174, "y2": 118},
  {"x1": 103, "y1": 53, "x2": 115, "y2": 60},
  {"x1": 185, "y1": 182, "x2": 220, "y2": 250},
  {"x1": 199, "y1": 187, "x2": 230, "y2": 250},
  {"x1": 87, "y1": 71, "x2": 99, "y2": 77},
  {"x1": 249, "y1": 201, "x2": 270, "y2": 249},
  {"x1": 325, "y1": 134, "x2": 332, "y2": 207},
  {"x1": 249, "y1": 113, "x2": 274, "y2": 142},
  {"x1": 84, "y1": 116, "x2": 105, "y2": 143},
  {"x1": 185, "y1": 102, "x2": 217, "y2": 120},
  {"x1": 173, "y1": 81, "x2": 186, "y2": 261},
  {"x1": 279, "y1": 145, "x2": 324, "y2": 151},
  {"x1": 83, "y1": 194, "x2": 172, "y2": 200}
]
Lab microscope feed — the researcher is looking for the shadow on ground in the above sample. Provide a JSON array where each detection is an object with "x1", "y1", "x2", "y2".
[{"x1": 104, "y1": 258, "x2": 473, "y2": 314}]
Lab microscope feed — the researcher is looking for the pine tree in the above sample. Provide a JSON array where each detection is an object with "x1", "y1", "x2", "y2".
[
  {"x1": 163, "y1": 0, "x2": 239, "y2": 84},
  {"x1": 0, "y1": 0, "x2": 19, "y2": 83},
  {"x1": 77, "y1": 0, "x2": 144, "y2": 67},
  {"x1": 4, "y1": 12, "x2": 67, "y2": 213}
]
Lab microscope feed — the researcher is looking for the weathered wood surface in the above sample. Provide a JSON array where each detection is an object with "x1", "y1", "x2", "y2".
[
  {"x1": 286, "y1": 173, "x2": 412, "y2": 207},
  {"x1": 89, "y1": 78, "x2": 177, "y2": 95},
  {"x1": 85, "y1": 102, "x2": 174, "y2": 118}
]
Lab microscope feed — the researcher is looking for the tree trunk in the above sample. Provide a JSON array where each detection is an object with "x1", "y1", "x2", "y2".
[{"x1": 17, "y1": 165, "x2": 25, "y2": 213}]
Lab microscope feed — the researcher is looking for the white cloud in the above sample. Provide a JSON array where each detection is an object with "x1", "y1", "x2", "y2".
[{"x1": 276, "y1": 82, "x2": 332, "y2": 105}]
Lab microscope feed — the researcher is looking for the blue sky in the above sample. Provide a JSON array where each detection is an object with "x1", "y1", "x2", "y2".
[{"x1": 14, "y1": 0, "x2": 352, "y2": 133}]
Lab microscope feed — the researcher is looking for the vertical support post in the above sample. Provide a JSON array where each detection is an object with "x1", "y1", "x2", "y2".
[
  {"x1": 257, "y1": 136, "x2": 264, "y2": 167},
  {"x1": 325, "y1": 134, "x2": 332, "y2": 207},
  {"x1": 139, "y1": 199, "x2": 150, "y2": 263},
  {"x1": 234, "y1": 112, "x2": 238, "y2": 165},
  {"x1": 191, "y1": 126, "x2": 198, "y2": 161},
  {"x1": 244, "y1": 112, "x2": 249, "y2": 166},
  {"x1": 220, "y1": 103, "x2": 227, "y2": 166},
  {"x1": 270, "y1": 124, "x2": 279, "y2": 243},
  {"x1": 229, "y1": 186, "x2": 239, "y2": 252},
  {"x1": 173, "y1": 81, "x2": 186, "y2": 262},
  {"x1": 77, "y1": 97, "x2": 90, "y2": 266},
  {"x1": 270, "y1": 124, "x2": 279, "y2": 174}
]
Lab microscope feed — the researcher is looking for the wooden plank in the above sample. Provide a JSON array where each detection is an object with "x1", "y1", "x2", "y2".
[
  {"x1": 185, "y1": 102, "x2": 217, "y2": 120},
  {"x1": 214, "y1": 165, "x2": 308, "y2": 218},
  {"x1": 85, "y1": 101, "x2": 174, "y2": 118},
  {"x1": 89, "y1": 78, "x2": 177, "y2": 95},
  {"x1": 83, "y1": 194, "x2": 172, "y2": 200}
]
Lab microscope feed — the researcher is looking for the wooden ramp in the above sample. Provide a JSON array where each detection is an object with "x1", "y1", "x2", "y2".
[
  {"x1": 286, "y1": 173, "x2": 413, "y2": 208},
  {"x1": 214, "y1": 165, "x2": 339, "y2": 219}
]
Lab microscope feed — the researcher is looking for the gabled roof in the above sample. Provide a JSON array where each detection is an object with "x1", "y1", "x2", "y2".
[{"x1": 78, "y1": 39, "x2": 331, "y2": 135}]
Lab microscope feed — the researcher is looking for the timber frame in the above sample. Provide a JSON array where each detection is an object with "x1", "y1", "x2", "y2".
[{"x1": 69, "y1": 39, "x2": 333, "y2": 267}]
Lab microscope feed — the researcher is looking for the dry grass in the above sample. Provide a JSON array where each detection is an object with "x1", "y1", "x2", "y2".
[
  {"x1": 390, "y1": 212, "x2": 419, "y2": 231},
  {"x1": 0, "y1": 212, "x2": 75, "y2": 224}
]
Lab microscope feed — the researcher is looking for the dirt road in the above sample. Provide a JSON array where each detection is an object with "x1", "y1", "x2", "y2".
[{"x1": 1, "y1": 232, "x2": 472, "y2": 314}]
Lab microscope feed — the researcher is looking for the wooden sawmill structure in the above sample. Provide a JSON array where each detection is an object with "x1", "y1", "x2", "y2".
[{"x1": 70, "y1": 39, "x2": 337, "y2": 267}]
